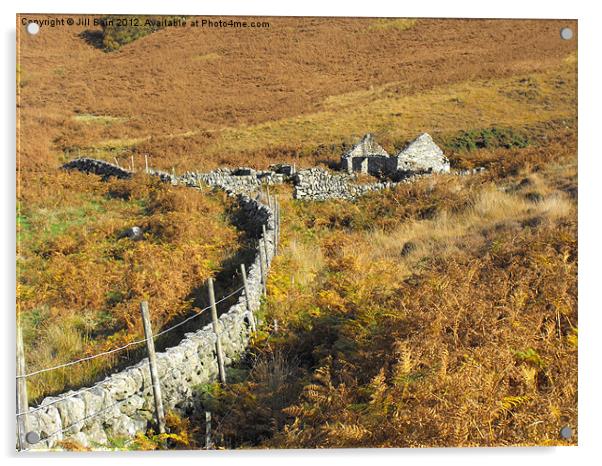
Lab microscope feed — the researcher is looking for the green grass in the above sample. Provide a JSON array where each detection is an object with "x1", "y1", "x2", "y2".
[
  {"x1": 18, "y1": 197, "x2": 112, "y2": 245},
  {"x1": 439, "y1": 126, "x2": 531, "y2": 152},
  {"x1": 63, "y1": 137, "x2": 146, "y2": 164},
  {"x1": 192, "y1": 53, "x2": 220, "y2": 61}
]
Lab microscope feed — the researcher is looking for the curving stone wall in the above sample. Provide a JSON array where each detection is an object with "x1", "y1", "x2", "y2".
[
  {"x1": 25, "y1": 157, "x2": 484, "y2": 449},
  {"x1": 62, "y1": 158, "x2": 132, "y2": 180},
  {"x1": 24, "y1": 160, "x2": 277, "y2": 450}
]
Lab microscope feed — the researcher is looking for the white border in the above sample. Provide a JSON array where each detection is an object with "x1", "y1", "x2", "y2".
[{"x1": 3, "y1": 1, "x2": 599, "y2": 465}]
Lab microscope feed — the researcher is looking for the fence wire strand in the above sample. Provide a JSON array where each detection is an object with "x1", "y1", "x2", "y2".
[
  {"x1": 19, "y1": 287, "x2": 256, "y2": 450},
  {"x1": 16, "y1": 282, "x2": 247, "y2": 450},
  {"x1": 20, "y1": 379, "x2": 149, "y2": 451},
  {"x1": 16, "y1": 285, "x2": 244, "y2": 380}
]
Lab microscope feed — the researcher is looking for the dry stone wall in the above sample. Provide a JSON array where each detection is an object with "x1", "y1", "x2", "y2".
[
  {"x1": 60, "y1": 155, "x2": 451, "y2": 204},
  {"x1": 179, "y1": 168, "x2": 287, "y2": 195},
  {"x1": 292, "y1": 167, "x2": 485, "y2": 201},
  {"x1": 62, "y1": 158, "x2": 132, "y2": 180},
  {"x1": 25, "y1": 156, "x2": 484, "y2": 449},
  {"x1": 293, "y1": 167, "x2": 412, "y2": 201},
  {"x1": 25, "y1": 160, "x2": 277, "y2": 450}
]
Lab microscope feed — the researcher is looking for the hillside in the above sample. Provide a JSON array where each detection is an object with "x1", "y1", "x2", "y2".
[
  {"x1": 16, "y1": 15, "x2": 577, "y2": 448},
  {"x1": 18, "y1": 17, "x2": 574, "y2": 172}
]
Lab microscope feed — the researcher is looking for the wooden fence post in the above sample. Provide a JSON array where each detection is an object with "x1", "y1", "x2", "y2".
[
  {"x1": 144, "y1": 154, "x2": 149, "y2": 174},
  {"x1": 262, "y1": 224, "x2": 270, "y2": 268},
  {"x1": 240, "y1": 264, "x2": 256, "y2": 332},
  {"x1": 274, "y1": 198, "x2": 279, "y2": 256},
  {"x1": 205, "y1": 411, "x2": 212, "y2": 449},
  {"x1": 16, "y1": 319, "x2": 29, "y2": 451},
  {"x1": 208, "y1": 278, "x2": 227, "y2": 384},
  {"x1": 139, "y1": 301, "x2": 166, "y2": 434},
  {"x1": 258, "y1": 239, "x2": 267, "y2": 297}
]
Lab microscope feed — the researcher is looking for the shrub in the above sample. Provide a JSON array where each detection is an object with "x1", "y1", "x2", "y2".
[
  {"x1": 99, "y1": 16, "x2": 185, "y2": 52},
  {"x1": 444, "y1": 126, "x2": 530, "y2": 152}
]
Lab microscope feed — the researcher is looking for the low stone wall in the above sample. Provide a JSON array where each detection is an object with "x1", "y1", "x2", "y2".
[
  {"x1": 62, "y1": 159, "x2": 132, "y2": 180},
  {"x1": 60, "y1": 158, "x2": 429, "y2": 203},
  {"x1": 179, "y1": 168, "x2": 287, "y2": 195},
  {"x1": 292, "y1": 167, "x2": 485, "y2": 201},
  {"x1": 25, "y1": 160, "x2": 277, "y2": 449},
  {"x1": 293, "y1": 168, "x2": 398, "y2": 201},
  {"x1": 29, "y1": 157, "x2": 484, "y2": 449}
]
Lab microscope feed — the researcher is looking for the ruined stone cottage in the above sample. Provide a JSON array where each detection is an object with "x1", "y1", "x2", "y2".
[
  {"x1": 340, "y1": 133, "x2": 391, "y2": 175},
  {"x1": 341, "y1": 132, "x2": 450, "y2": 177}
]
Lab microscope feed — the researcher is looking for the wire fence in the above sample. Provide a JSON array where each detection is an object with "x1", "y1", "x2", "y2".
[
  {"x1": 19, "y1": 367, "x2": 150, "y2": 452},
  {"x1": 16, "y1": 180, "x2": 282, "y2": 451},
  {"x1": 15, "y1": 285, "x2": 245, "y2": 418},
  {"x1": 15, "y1": 282, "x2": 249, "y2": 451},
  {"x1": 16, "y1": 285, "x2": 244, "y2": 382}
]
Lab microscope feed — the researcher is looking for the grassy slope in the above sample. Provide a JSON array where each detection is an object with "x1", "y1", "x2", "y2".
[
  {"x1": 17, "y1": 16, "x2": 576, "y2": 446},
  {"x1": 18, "y1": 17, "x2": 575, "y2": 171}
]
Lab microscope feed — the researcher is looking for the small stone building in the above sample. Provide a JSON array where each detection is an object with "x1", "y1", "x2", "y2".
[
  {"x1": 394, "y1": 133, "x2": 450, "y2": 174},
  {"x1": 341, "y1": 132, "x2": 450, "y2": 177},
  {"x1": 340, "y1": 133, "x2": 394, "y2": 175}
]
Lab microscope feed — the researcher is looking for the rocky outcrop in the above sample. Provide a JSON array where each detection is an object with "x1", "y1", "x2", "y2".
[{"x1": 117, "y1": 226, "x2": 144, "y2": 241}]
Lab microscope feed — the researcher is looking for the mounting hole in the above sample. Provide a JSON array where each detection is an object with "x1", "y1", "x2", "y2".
[
  {"x1": 25, "y1": 431, "x2": 40, "y2": 444},
  {"x1": 560, "y1": 426, "x2": 573, "y2": 439},
  {"x1": 560, "y1": 27, "x2": 573, "y2": 40},
  {"x1": 26, "y1": 22, "x2": 40, "y2": 35}
]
